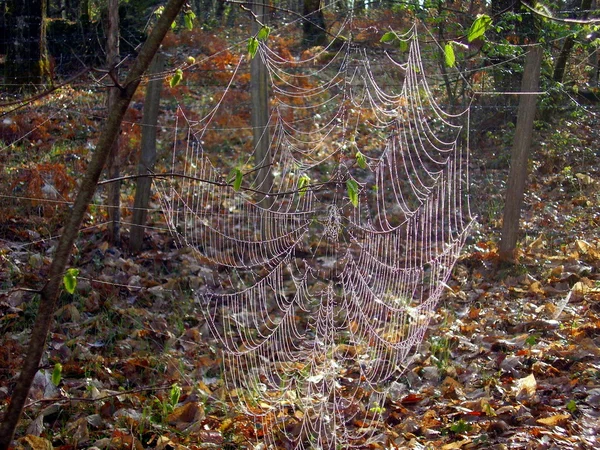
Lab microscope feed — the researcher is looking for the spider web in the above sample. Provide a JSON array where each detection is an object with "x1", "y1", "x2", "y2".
[{"x1": 157, "y1": 23, "x2": 473, "y2": 449}]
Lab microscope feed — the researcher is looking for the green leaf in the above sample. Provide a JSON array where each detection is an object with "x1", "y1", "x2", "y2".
[
  {"x1": 170, "y1": 383, "x2": 182, "y2": 406},
  {"x1": 51, "y1": 363, "x2": 62, "y2": 386},
  {"x1": 369, "y1": 406, "x2": 385, "y2": 414},
  {"x1": 566, "y1": 399, "x2": 577, "y2": 413},
  {"x1": 257, "y1": 25, "x2": 271, "y2": 41},
  {"x1": 380, "y1": 31, "x2": 397, "y2": 43},
  {"x1": 355, "y1": 151, "x2": 367, "y2": 169},
  {"x1": 170, "y1": 68, "x2": 183, "y2": 88},
  {"x1": 467, "y1": 14, "x2": 492, "y2": 43},
  {"x1": 248, "y1": 37, "x2": 259, "y2": 60},
  {"x1": 63, "y1": 268, "x2": 79, "y2": 294},
  {"x1": 399, "y1": 39, "x2": 408, "y2": 53},
  {"x1": 184, "y1": 10, "x2": 196, "y2": 31},
  {"x1": 346, "y1": 179, "x2": 359, "y2": 208},
  {"x1": 525, "y1": 334, "x2": 538, "y2": 346},
  {"x1": 230, "y1": 168, "x2": 243, "y2": 191},
  {"x1": 449, "y1": 419, "x2": 472, "y2": 433},
  {"x1": 444, "y1": 42, "x2": 456, "y2": 68},
  {"x1": 298, "y1": 174, "x2": 311, "y2": 197}
]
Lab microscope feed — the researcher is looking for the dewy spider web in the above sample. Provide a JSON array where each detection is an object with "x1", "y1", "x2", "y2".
[{"x1": 157, "y1": 22, "x2": 473, "y2": 449}]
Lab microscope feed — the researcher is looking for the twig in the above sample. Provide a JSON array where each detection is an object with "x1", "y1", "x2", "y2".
[
  {"x1": 97, "y1": 171, "x2": 337, "y2": 197},
  {"x1": 520, "y1": 0, "x2": 600, "y2": 24},
  {"x1": 0, "y1": 68, "x2": 90, "y2": 117},
  {"x1": 24, "y1": 383, "x2": 174, "y2": 408},
  {"x1": 225, "y1": 0, "x2": 337, "y2": 40},
  {"x1": 240, "y1": 4, "x2": 266, "y2": 29}
]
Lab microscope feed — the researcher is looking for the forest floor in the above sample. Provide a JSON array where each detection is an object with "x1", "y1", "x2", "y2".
[{"x1": 1, "y1": 24, "x2": 600, "y2": 450}]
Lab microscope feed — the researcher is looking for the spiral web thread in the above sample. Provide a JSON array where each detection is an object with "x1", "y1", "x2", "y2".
[{"x1": 157, "y1": 23, "x2": 473, "y2": 449}]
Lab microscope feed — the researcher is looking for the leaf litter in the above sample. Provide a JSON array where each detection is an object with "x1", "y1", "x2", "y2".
[{"x1": 1, "y1": 27, "x2": 600, "y2": 450}]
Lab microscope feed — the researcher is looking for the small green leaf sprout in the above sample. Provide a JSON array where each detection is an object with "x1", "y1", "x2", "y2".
[
  {"x1": 298, "y1": 174, "x2": 311, "y2": 197},
  {"x1": 248, "y1": 37, "x2": 259, "y2": 60},
  {"x1": 63, "y1": 268, "x2": 79, "y2": 294},
  {"x1": 228, "y1": 168, "x2": 244, "y2": 191},
  {"x1": 184, "y1": 10, "x2": 196, "y2": 31},
  {"x1": 355, "y1": 151, "x2": 368, "y2": 169},
  {"x1": 444, "y1": 42, "x2": 456, "y2": 68},
  {"x1": 170, "y1": 68, "x2": 183, "y2": 88},
  {"x1": 346, "y1": 179, "x2": 359, "y2": 208},
  {"x1": 248, "y1": 26, "x2": 270, "y2": 60},
  {"x1": 51, "y1": 363, "x2": 63, "y2": 386}
]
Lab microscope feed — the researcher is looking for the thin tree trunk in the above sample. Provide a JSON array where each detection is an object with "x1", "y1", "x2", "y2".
[
  {"x1": 106, "y1": 0, "x2": 121, "y2": 244},
  {"x1": 0, "y1": 1, "x2": 186, "y2": 447},
  {"x1": 251, "y1": 0, "x2": 273, "y2": 207},
  {"x1": 553, "y1": 36, "x2": 575, "y2": 83},
  {"x1": 499, "y1": 46, "x2": 543, "y2": 262},
  {"x1": 130, "y1": 53, "x2": 166, "y2": 253},
  {"x1": 553, "y1": 0, "x2": 592, "y2": 83}
]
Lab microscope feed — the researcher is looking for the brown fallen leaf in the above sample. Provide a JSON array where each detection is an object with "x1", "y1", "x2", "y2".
[
  {"x1": 66, "y1": 416, "x2": 90, "y2": 446},
  {"x1": 167, "y1": 401, "x2": 205, "y2": 429},
  {"x1": 536, "y1": 413, "x2": 570, "y2": 427},
  {"x1": 18, "y1": 435, "x2": 53, "y2": 450},
  {"x1": 441, "y1": 438, "x2": 472, "y2": 449},
  {"x1": 514, "y1": 373, "x2": 537, "y2": 401}
]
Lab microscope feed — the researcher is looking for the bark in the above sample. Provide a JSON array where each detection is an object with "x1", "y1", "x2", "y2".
[
  {"x1": 0, "y1": 1, "x2": 186, "y2": 447},
  {"x1": 5, "y1": 0, "x2": 51, "y2": 88},
  {"x1": 130, "y1": 53, "x2": 166, "y2": 253},
  {"x1": 499, "y1": 46, "x2": 543, "y2": 262},
  {"x1": 106, "y1": 0, "x2": 121, "y2": 245},
  {"x1": 553, "y1": 36, "x2": 575, "y2": 83}
]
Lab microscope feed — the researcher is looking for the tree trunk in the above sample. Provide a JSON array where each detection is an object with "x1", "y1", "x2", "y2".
[
  {"x1": 553, "y1": 0, "x2": 592, "y2": 83},
  {"x1": 0, "y1": 1, "x2": 186, "y2": 447},
  {"x1": 302, "y1": 0, "x2": 327, "y2": 47},
  {"x1": 5, "y1": 0, "x2": 52, "y2": 88},
  {"x1": 499, "y1": 46, "x2": 543, "y2": 262},
  {"x1": 106, "y1": 0, "x2": 121, "y2": 245},
  {"x1": 251, "y1": 0, "x2": 273, "y2": 207},
  {"x1": 553, "y1": 36, "x2": 575, "y2": 83},
  {"x1": 130, "y1": 53, "x2": 166, "y2": 253}
]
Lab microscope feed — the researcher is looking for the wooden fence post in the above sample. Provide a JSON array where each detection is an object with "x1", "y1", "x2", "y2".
[
  {"x1": 130, "y1": 53, "x2": 166, "y2": 253},
  {"x1": 499, "y1": 45, "x2": 543, "y2": 262},
  {"x1": 250, "y1": 0, "x2": 273, "y2": 207}
]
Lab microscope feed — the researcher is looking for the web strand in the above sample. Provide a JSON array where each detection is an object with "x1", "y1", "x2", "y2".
[{"x1": 157, "y1": 22, "x2": 473, "y2": 449}]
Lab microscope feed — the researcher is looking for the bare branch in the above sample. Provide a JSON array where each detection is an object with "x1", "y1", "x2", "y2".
[{"x1": 520, "y1": 1, "x2": 600, "y2": 24}]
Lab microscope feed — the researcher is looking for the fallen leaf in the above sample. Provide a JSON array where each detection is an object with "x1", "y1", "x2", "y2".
[
  {"x1": 400, "y1": 393, "x2": 423, "y2": 405},
  {"x1": 536, "y1": 413, "x2": 570, "y2": 426},
  {"x1": 514, "y1": 373, "x2": 537, "y2": 400},
  {"x1": 441, "y1": 438, "x2": 471, "y2": 449},
  {"x1": 167, "y1": 401, "x2": 205, "y2": 428},
  {"x1": 575, "y1": 173, "x2": 593, "y2": 185},
  {"x1": 19, "y1": 435, "x2": 53, "y2": 450}
]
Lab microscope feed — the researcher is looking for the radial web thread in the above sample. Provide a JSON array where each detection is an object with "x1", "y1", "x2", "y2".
[{"x1": 157, "y1": 23, "x2": 474, "y2": 449}]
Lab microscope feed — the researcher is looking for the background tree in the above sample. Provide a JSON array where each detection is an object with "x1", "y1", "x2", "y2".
[
  {"x1": 0, "y1": 0, "x2": 187, "y2": 446},
  {"x1": 302, "y1": 0, "x2": 327, "y2": 47},
  {"x1": 4, "y1": 0, "x2": 52, "y2": 88},
  {"x1": 106, "y1": 0, "x2": 121, "y2": 244},
  {"x1": 553, "y1": 0, "x2": 594, "y2": 83}
]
